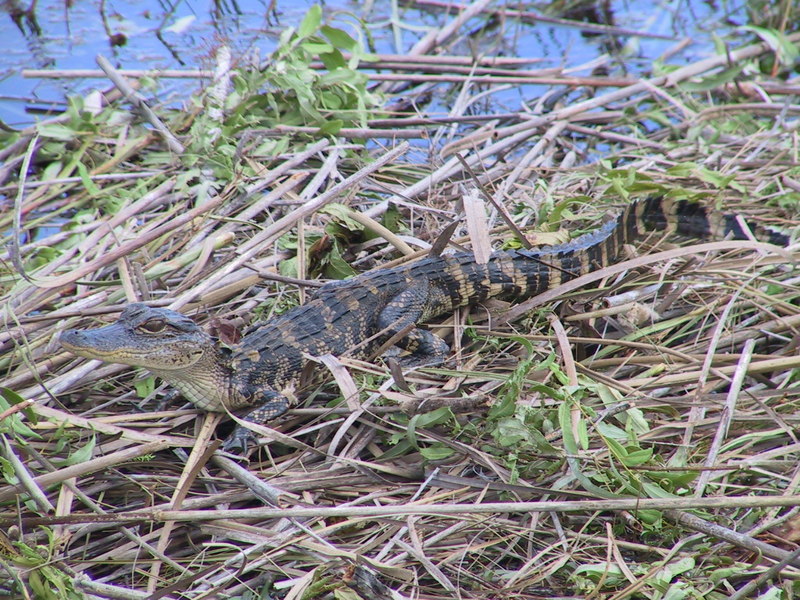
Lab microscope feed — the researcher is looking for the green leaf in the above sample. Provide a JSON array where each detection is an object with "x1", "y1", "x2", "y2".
[
  {"x1": 710, "y1": 566, "x2": 744, "y2": 583},
  {"x1": 37, "y1": 123, "x2": 76, "y2": 141},
  {"x1": 494, "y1": 417, "x2": 533, "y2": 447},
  {"x1": 559, "y1": 401, "x2": 618, "y2": 498},
  {"x1": 558, "y1": 401, "x2": 581, "y2": 457},
  {"x1": 0, "y1": 456, "x2": 18, "y2": 484},
  {"x1": 595, "y1": 421, "x2": 628, "y2": 442},
  {"x1": 321, "y1": 25, "x2": 358, "y2": 51},
  {"x1": 0, "y1": 387, "x2": 35, "y2": 421},
  {"x1": 572, "y1": 562, "x2": 625, "y2": 584},
  {"x1": 76, "y1": 161, "x2": 100, "y2": 196},
  {"x1": 410, "y1": 407, "x2": 454, "y2": 429},
  {"x1": 319, "y1": 119, "x2": 343, "y2": 135},
  {"x1": 740, "y1": 25, "x2": 799, "y2": 66},
  {"x1": 622, "y1": 406, "x2": 649, "y2": 436},
  {"x1": 647, "y1": 470, "x2": 697, "y2": 489},
  {"x1": 320, "y1": 203, "x2": 364, "y2": 230},
  {"x1": 489, "y1": 337, "x2": 537, "y2": 418},
  {"x1": 0, "y1": 387, "x2": 39, "y2": 438},
  {"x1": 322, "y1": 243, "x2": 357, "y2": 279},
  {"x1": 301, "y1": 40, "x2": 335, "y2": 56},
  {"x1": 64, "y1": 436, "x2": 96, "y2": 466},
  {"x1": 620, "y1": 448, "x2": 653, "y2": 467},
  {"x1": 278, "y1": 256, "x2": 299, "y2": 278},
  {"x1": 640, "y1": 479, "x2": 680, "y2": 499},
  {"x1": 632, "y1": 509, "x2": 663, "y2": 525},
  {"x1": 604, "y1": 436, "x2": 628, "y2": 461},
  {"x1": 679, "y1": 65, "x2": 745, "y2": 92},
  {"x1": 752, "y1": 587, "x2": 782, "y2": 600},
  {"x1": 694, "y1": 166, "x2": 734, "y2": 189},
  {"x1": 377, "y1": 438, "x2": 414, "y2": 460},
  {"x1": 41, "y1": 161, "x2": 63, "y2": 180},
  {"x1": 320, "y1": 90, "x2": 344, "y2": 109},
  {"x1": 133, "y1": 377, "x2": 156, "y2": 399},
  {"x1": 419, "y1": 445, "x2": 455, "y2": 461},
  {"x1": 28, "y1": 570, "x2": 54, "y2": 600},
  {"x1": 334, "y1": 587, "x2": 362, "y2": 600},
  {"x1": 662, "y1": 556, "x2": 695, "y2": 578},
  {"x1": 319, "y1": 49, "x2": 346, "y2": 71},
  {"x1": 381, "y1": 203, "x2": 402, "y2": 233},
  {"x1": 298, "y1": 4, "x2": 322, "y2": 38},
  {"x1": 406, "y1": 407, "x2": 454, "y2": 450},
  {"x1": 665, "y1": 163, "x2": 697, "y2": 178},
  {"x1": 711, "y1": 32, "x2": 727, "y2": 55}
]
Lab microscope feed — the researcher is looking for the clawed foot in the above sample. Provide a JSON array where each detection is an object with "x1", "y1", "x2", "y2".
[{"x1": 220, "y1": 425, "x2": 258, "y2": 455}]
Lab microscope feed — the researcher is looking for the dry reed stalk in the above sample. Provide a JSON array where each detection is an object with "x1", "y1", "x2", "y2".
[
  {"x1": 21, "y1": 53, "x2": 549, "y2": 81},
  {"x1": 4, "y1": 4, "x2": 800, "y2": 597},
  {"x1": 357, "y1": 72, "x2": 641, "y2": 86},
  {"x1": 96, "y1": 55, "x2": 184, "y2": 154},
  {"x1": 411, "y1": 0, "x2": 679, "y2": 39},
  {"x1": 9, "y1": 494, "x2": 800, "y2": 527},
  {"x1": 169, "y1": 141, "x2": 409, "y2": 309}
]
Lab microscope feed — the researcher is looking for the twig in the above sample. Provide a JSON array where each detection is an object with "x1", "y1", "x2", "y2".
[
  {"x1": 21, "y1": 54, "x2": 546, "y2": 80},
  {"x1": 667, "y1": 510, "x2": 800, "y2": 568},
  {"x1": 96, "y1": 55, "x2": 184, "y2": 154},
  {"x1": 344, "y1": 208, "x2": 416, "y2": 256},
  {"x1": 12, "y1": 495, "x2": 800, "y2": 527},
  {"x1": 411, "y1": 0, "x2": 678, "y2": 40},
  {"x1": 9, "y1": 134, "x2": 39, "y2": 284},
  {"x1": 693, "y1": 334, "x2": 755, "y2": 496},
  {"x1": 728, "y1": 545, "x2": 800, "y2": 599},
  {"x1": 2, "y1": 436, "x2": 54, "y2": 512},
  {"x1": 456, "y1": 153, "x2": 532, "y2": 249},
  {"x1": 267, "y1": 124, "x2": 428, "y2": 139},
  {"x1": 147, "y1": 413, "x2": 220, "y2": 593},
  {"x1": 0, "y1": 171, "x2": 158, "y2": 193}
]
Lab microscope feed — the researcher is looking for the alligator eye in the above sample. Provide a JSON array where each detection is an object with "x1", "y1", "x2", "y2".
[{"x1": 139, "y1": 319, "x2": 167, "y2": 333}]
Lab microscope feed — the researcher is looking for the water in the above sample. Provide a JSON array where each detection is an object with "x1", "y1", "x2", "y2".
[
  {"x1": 0, "y1": 0, "x2": 316, "y2": 126},
  {"x1": 0, "y1": 0, "x2": 761, "y2": 129}
]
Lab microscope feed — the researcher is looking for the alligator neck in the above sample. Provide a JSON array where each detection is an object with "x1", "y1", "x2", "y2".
[{"x1": 151, "y1": 345, "x2": 232, "y2": 413}]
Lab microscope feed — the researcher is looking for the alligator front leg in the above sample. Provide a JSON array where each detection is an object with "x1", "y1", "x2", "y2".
[
  {"x1": 379, "y1": 284, "x2": 451, "y2": 366},
  {"x1": 222, "y1": 390, "x2": 290, "y2": 453}
]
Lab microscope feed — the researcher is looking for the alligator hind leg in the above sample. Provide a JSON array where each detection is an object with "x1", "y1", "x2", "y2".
[
  {"x1": 379, "y1": 285, "x2": 450, "y2": 366},
  {"x1": 222, "y1": 391, "x2": 290, "y2": 453},
  {"x1": 391, "y1": 328, "x2": 450, "y2": 366}
]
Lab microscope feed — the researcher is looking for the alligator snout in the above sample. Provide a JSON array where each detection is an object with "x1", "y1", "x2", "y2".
[
  {"x1": 59, "y1": 329, "x2": 87, "y2": 349},
  {"x1": 59, "y1": 329, "x2": 102, "y2": 357},
  {"x1": 59, "y1": 325, "x2": 127, "y2": 357}
]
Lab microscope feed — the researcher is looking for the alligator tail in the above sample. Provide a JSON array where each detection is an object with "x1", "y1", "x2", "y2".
[{"x1": 415, "y1": 195, "x2": 788, "y2": 317}]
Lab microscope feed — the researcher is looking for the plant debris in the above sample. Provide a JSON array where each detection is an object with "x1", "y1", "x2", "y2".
[{"x1": 2, "y1": 3, "x2": 800, "y2": 599}]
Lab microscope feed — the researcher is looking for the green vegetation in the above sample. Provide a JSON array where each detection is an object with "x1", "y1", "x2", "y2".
[{"x1": 2, "y1": 2, "x2": 800, "y2": 599}]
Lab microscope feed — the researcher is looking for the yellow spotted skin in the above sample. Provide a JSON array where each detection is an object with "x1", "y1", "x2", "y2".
[{"x1": 59, "y1": 196, "x2": 788, "y2": 452}]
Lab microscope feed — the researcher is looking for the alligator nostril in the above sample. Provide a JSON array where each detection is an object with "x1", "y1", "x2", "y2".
[{"x1": 60, "y1": 330, "x2": 82, "y2": 346}]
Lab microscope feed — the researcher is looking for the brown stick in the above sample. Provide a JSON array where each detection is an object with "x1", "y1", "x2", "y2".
[
  {"x1": 10, "y1": 494, "x2": 800, "y2": 527},
  {"x1": 411, "y1": 0, "x2": 678, "y2": 40}
]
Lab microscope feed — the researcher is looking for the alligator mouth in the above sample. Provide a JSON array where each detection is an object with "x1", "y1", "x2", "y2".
[
  {"x1": 60, "y1": 343, "x2": 145, "y2": 360},
  {"x1": 59, "y1": 331, "x2": 152, "y2": 361},
  {"x1": 59, "y1": 330, "x2": 202, "y2": 370}
]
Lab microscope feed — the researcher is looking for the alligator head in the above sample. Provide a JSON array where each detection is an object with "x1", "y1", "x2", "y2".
[
  {"x1": 60, "y1": 303, "x2": 209, "y2": 370},
  {"x1": 60, "y1": 303, "x2": 231, "y2": 413}
]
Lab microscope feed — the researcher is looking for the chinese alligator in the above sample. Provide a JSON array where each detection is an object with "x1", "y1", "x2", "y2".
[{"x1": 59, "y1": 196, "x2": 789, "y2": 452}]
